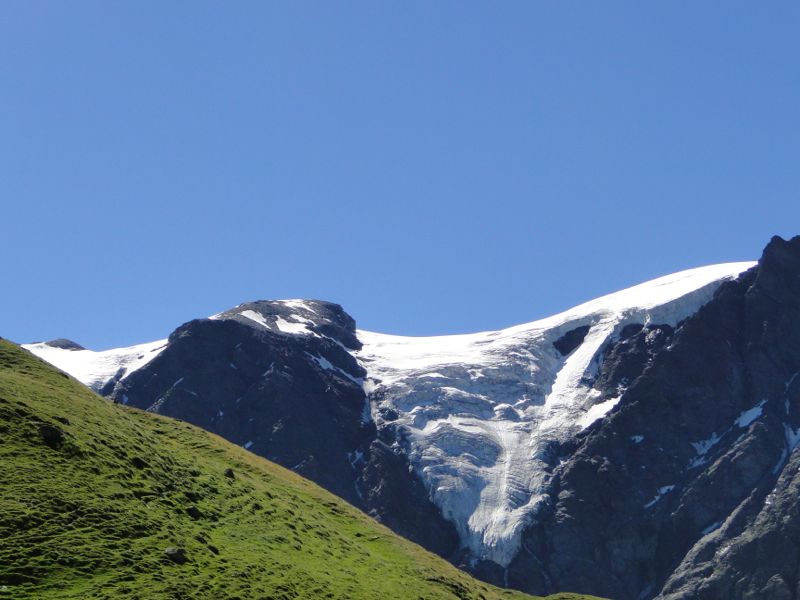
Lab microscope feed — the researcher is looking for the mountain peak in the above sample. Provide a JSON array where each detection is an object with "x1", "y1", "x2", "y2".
[
  {"x1": 213, "y1": 299, "x2": 361, "y2": 350},
  {"x1": 43, "y1": 338, "x2": 85, "y2": 351}
]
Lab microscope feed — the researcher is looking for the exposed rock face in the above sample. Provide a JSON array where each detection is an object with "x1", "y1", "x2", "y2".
[
  {"x1": 354, "y1": 261, "x2": 752, "y2": 569},
  {"x1": 42, "y1": 339, "x2": 85, "y2": 351},
  {"x1": 107, "y1": 300, "x2": 460, "y2": 556},
  {"x1": 114, "y1": 301, "x2": 368, "y2": 504},
  {"x1": 22, "y1": 236, "x2": 800, "y2": 599},
  {"x1": 507, "y1": 236, "x2": 800, "y2": 599},
  {"x1": 357, "y1": 435, "x2": 461, "y2": 558}
]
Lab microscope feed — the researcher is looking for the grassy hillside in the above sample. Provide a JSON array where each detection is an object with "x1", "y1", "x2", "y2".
[{"x1": 0, "y1": 339, "x2": 600, "y2": 600}]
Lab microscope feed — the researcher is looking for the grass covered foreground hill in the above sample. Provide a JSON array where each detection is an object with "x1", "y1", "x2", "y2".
[{"x1": 0, "y1": 339, "x2": 602, "y2": 600}]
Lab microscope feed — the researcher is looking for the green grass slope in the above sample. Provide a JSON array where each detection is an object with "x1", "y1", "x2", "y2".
[{"x1": 0, "y1": 339, "x2": 601, "y2": 600}]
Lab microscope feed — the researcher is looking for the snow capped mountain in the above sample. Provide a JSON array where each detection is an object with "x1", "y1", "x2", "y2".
[
  {"x1": 355, "y1": 262, "x2": 754, "y2": 566},
  {"x1": 22, "y1": 298, "x2": 355, "y2": 396},
  {"x1": 32, "y1": 241, "x2": 800, "y2": 600},
  {"x1": 23, "y1": 261, "x2": 754, "y2": 570}
]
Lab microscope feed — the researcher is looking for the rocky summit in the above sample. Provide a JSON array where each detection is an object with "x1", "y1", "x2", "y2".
[{"x1": 24, "y1": 235, "x2": 800, "y2": 600}]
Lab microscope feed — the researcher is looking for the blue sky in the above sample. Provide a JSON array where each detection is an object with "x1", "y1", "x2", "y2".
[{"x1": 2, "y1": 2, "x2": 799, "y2": 349}]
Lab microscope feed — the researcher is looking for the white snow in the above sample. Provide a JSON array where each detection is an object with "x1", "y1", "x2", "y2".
[
  {"x1": 644, "y1": 485, "x2": 676, "y2": 508},
  {"x1": 23, "y1": 338, "x2": 168, "y2": 392},
  {"x1": 691, "y1": 432, "x2": 721, "y2": 456},
  {"x1": 349, "y1": 450, "x2": 364, "y2": 468},
  {"x1": 21, "y1": 260, "x2": 755, "y2": 567},
  {"x1": 689, "y1": 431, "x2": 722, "y2": 468},
  {"x1": 279, "y1": 299, "x2": 321, "y2": 316},
  {"x1": 701, "y1": 520, "x2": 722, "y2": 535},
  {"x1": 274, "y1": 315, "x2": 311, "y2": 335},
  {"x1": 239, "y1": 307, "x2": 317, "y2": 336},
  {"x1": 305, "y1": 352, "x2": 362, "y2": 384},
  {"x1": 361, "y1": 397, "x2": 372, "y2": 424},
  {"x1": 784, "y1": 372, "x2": 799, "y2": 425},
  {"x1": 239, "y1": 309, "x2": 270, "y2": 328},
  {"x1": 355, "y1": 261, "x2": 754, "y2": 566},
  {"x1": 147, "y1": 377, "x2": 185, "y2": 412},
  {"x1": 786, "y1": 371, "x2": 800, "y2": 394},
  {"x1": 772, "y1": 448, "x2": 789, "y2": 475},
  {"x1": 771, "y1": 420, "x2": 800, "y2": 476},
  {"x1": 736, "y1": 400, "x2": 766, "y2": 428},
  {"x1": 784, "y1": 423, "x2": 800, "y2": 451},
  {"x1": 578, "y1": 396, "x2": 622, "y2": 429}
]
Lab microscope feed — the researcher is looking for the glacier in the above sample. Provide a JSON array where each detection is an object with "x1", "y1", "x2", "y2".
[
  {"x1": 22, "y1": 263, "x2": 755, "y2": 567},
  {"x1": 354, "y1": 262, "x2": 754, "y2": 566}
]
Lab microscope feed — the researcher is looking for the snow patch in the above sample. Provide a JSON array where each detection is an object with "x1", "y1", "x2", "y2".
[
  {"x1": 361, "y1": 397, "x2": 372, "y2": 424},
  {"x1": 772, "y1": 448, "x2": 789, "y2": 475},
  {"x1": 305, "y1": 352, "x2": 362, "y2": 385},
  {"x1": 275, "y1": 315, "x2": 311, "y2": 335},
  {"x1": 689, "y1": 431, "x2": 723, "y2": 468},
  {"x1": 348, "y1": 450, "x2": 364, "y2": 469},
  {"x1": 736, "y1": 400, "x2": 766, "y2": 428},
  {"x1": 146, "y1": 377, "x2": 184, "y2": 412},
  {"x1": 784, "y1": 423, "x2": 800, "y2": 451},
  {"x1": 280, "y1": 299, "x2": 321, "y2": 316},
  {"x1": 578, "y1": 396, "x2": 621, "y2": 429},
  {"x1": 644, "y1": 485, "x2": 676, "y2": 508},
  {"x1": 786, "y1": 371, "x2": 800, "y2": 394},
  {"x1": 238, "y1": 309, "x2": 317, "y2": 336},
  {"x1": 239, "y1": 309, "x2": 270, "y2": 328},
  {"x1": 691, "y1": 432, "x2": 721, "y2": 456}
]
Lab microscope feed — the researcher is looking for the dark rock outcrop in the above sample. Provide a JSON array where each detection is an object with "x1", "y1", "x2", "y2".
[
  {"x1": 553, "y1": 325, "x2": 591, "y2": 356},
  {"x1": 115, "y1": 301, "x2": 369, "y2": 505},
  {"x1": 109, "y1": 300, "x2": 458, "y2": 559},
  {"x1": 43, "y1": 339, "x2": 84, "y2": 351},
  {"x1": 163, "y1": 546, "x2": 187, "y2": 564},
  {"x1": 36, "y1": 422, "x2": 65, "y2": 449},
  {"x1": 32, "y1": 236, "x2": 800, "y2": 598},
  {"x1": 356, "y1": 434, "x2": 460, "y2": 558},
  {"x1": 508, "y1": 235, "x2": 800, "y2": 599}
]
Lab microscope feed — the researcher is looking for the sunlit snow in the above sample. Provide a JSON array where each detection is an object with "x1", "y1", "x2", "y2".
[
  {"x1": 644, "y1": 484, "x2": 676, "y2": 508},
  {"x1": 735, "y1": 400, "x2": 766, "y2": 428},
  {"x1": 22, "y1": 339, "x2": 167, "y2": 392},
  {"x1": 22, "y1": 260, "x2": 756, "y2": 568},
  {"x1": 356, "y1": 261, "x2": 754, "y2": 566},
  {"x1": 274, "y1": 315, "x2": 311, "y2": 335},
  {"x1": 577, "y1": 396, "x2": 621, "y2": 429},
  {"x1": 239, "y1": 309, "x2": 270, "y2": 328}
]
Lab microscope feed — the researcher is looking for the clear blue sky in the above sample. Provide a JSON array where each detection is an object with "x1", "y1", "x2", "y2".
[{"x1": 2, "y1": 2, "x2": 799, "y2": 349}]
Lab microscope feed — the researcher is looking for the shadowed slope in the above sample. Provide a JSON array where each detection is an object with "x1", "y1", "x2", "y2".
[{"x1": 0, "y1": 339, "x2": 599, "y2": 600}]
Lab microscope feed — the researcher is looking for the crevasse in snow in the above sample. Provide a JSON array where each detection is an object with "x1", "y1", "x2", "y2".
[
  {"x1": 22, "y1": 265, "x2": 756, "y2": 567},
  {"x1": 355, "y1": 262, "x2": 754, "y2": 567}
]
